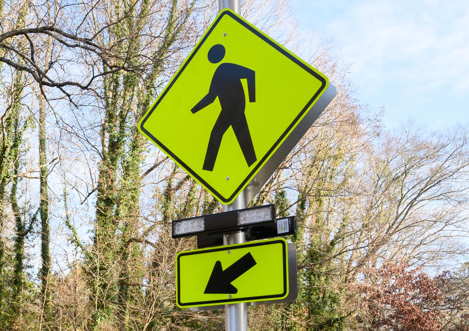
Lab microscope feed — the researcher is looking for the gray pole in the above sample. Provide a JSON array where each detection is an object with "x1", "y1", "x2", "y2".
[
  {"x1": 218, "y1": 3, "x2": 246, "y2": 331},
  {"x1": 219, "y1": 1, "x2": 247, "y2": 330},
  {"x1": 219, "y1": 0, "x2": 240, "y2": 13},
  {"x1": 223, "y1": 192, "x2": 248, "y2": 331}
]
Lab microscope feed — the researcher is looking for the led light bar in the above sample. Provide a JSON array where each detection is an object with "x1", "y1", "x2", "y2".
[
  {"x1": 172, "y1": 204, "x2": 276, "y2": 238},
  {"x1": 173, "y1": 217, "x2": 205, "y2": 237},
  {"x1": 238, "y1": 207, "x2": 272, "y2": 225}
]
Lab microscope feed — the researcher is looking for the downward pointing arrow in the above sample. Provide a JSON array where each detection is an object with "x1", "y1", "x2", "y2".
[{"x1": 204, "y1": 252, "x2": 257, "y2": 294}]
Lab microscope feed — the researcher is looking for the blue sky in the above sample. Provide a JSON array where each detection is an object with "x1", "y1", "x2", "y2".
[{"x1": 291, "y1": 0, "x2": 469, "y2": 130}]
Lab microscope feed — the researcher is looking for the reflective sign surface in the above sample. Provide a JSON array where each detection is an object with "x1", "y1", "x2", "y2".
[
  {"x1": 139, "y1": 9, "x2": 328, "y2": 204},
  {"x1": 176, "y1": 238, "x2": 288, "y2": 308}
]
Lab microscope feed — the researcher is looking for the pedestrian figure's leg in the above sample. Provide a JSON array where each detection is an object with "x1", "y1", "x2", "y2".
[
  {"x1": 203, "y1": 117, "x2": 230, "y2": 171},
  {"x1": 232, "y1": 114, "x2": 257, "y2": 167}
]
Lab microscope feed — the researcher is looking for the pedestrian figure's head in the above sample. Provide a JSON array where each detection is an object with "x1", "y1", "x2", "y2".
[{"x1": 208, "y1": 44, "x2": 225, "y2": 63}]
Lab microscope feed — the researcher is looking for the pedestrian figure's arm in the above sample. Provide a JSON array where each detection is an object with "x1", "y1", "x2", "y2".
[
  {"x1": 191, "y1": 90, "x2": 217, "y2": 114},
  {"x1": 243, "y1": 68, "x2": 256, "y2": 103}
]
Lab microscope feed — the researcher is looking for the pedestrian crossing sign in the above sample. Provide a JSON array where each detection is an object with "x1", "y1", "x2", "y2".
[{"x1": 139, "y1": 8, "x2": 329, "y2": 204}]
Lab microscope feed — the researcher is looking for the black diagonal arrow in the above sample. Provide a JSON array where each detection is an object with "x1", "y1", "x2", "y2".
[{"x1": 204, "y1": 252, "x2": 257, "y2": 294}]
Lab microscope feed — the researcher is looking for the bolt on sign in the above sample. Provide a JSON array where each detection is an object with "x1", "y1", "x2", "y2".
[
  {"x1": 139, "y1": 8, "x2": 330, "y2": 204},
  {"x1": 176, "y1": 238, "x2": 288, "y2": 308}
]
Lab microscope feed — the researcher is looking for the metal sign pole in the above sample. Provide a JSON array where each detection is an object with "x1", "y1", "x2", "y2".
[
  {"x1": 217, "y1": 1, "x2": 246, "y2": 327},
  {"x1": 219, "y1": 0, "x2": 240, "y2": 13},
  {"x1": 223, "y1": 191, "x2": 248, "y2": 331}
]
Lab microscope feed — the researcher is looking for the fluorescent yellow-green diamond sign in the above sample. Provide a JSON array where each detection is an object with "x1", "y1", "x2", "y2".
[
  {"x1": 176, "y1": 238, "x2": 288, "y2": 308},
  {"x1": 139, "y1": 9, "x2": 329, "y2": 204}
]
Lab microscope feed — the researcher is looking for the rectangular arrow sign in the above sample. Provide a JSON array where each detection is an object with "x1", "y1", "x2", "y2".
[{"x1": 176, "y1": 238, "x2": 288, "y2": 308}]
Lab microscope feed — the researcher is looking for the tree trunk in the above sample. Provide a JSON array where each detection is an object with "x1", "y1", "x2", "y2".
[
  {"x1": 11, "y1": 154, "x2": 24, "y2": 305},
  {"x1": 38, "y1": 93, "x2": 51, "y2": 315}
]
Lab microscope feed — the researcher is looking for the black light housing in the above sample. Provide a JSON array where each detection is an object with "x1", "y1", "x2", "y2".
[
  {"x1": 196, "y1": 216, "x2": 297, "y2": 249},
  {"x1": 172, "y1": 204, "x2": 276, "y2": 238}
]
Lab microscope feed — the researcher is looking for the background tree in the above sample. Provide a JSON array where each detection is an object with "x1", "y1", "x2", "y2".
[
  {"x1": 437, "y1": 263, "x2": 469, "y2": 330},
  {"x1": 0, "y1": 0, "x2": 468, "y2": 330},
  {"x1": 351, "y1": 263, "x2": 443, "y2": 331}
]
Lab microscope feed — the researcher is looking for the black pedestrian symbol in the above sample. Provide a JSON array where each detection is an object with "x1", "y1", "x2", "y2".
[{"x1": 191, "y1": 44, "x2": 257, "y2": 171}]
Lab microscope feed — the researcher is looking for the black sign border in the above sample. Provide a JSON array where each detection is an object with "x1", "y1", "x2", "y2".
[
  {"x1": 176, "y1": 239, "x2": 287, "y2": 307},
  {"x1": 140, "y1": 9, "x2": 327, "y2": 203}
]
